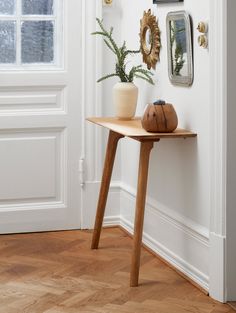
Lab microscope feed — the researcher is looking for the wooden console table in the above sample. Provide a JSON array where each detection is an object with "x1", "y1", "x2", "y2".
[{"x1": 87, "y1": 117, "x2": 197, "y2": 287}]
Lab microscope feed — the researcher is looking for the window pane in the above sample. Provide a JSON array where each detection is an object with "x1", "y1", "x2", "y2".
[
  {"x1": 0, "y1": 21, "x2": 16, "y2": 64},
  {"x1": 22, "y1": 0, "x2": 53, "y2": 15},
  {"x1": 0, "y1": 0, "x2": 15, "y2": 15},
  {"x1": 21, "y1": 21, "x2": 54, "y2": 64}
]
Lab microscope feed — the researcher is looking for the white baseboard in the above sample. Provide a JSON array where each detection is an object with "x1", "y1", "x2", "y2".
[
  {"x1": 119, "y1": 185, "x2": 210, "y2": 292},
  {"x1": 82, "y1": 181, "x2": 120, "y2": 229},
  {"x1": 209, "y1": 232, "x2": 226, "y2": 302},
  {"x1": 103, "y1": 215, "x2": 120, "y2": 227},
  {"x1": 83, "y1": 181, "x2": 210, "y2": 292},
  {"x1": 120, "y1": 215, "x2": 209, "y2": 291}
]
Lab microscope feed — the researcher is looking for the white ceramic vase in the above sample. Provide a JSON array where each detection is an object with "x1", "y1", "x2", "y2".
[{"x1": 113, "y1": 82, "x2": 138, "y2": 120}]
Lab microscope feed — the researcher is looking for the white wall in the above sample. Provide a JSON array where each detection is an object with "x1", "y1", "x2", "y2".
[
  {"x1": 101, "y1": 0, "x2": 211, "y2": 291},
  {"x1": 86, "y1": 0, "x2": 235, "y2": 301},
  {"x1": 226, "y1": 0, "x2": 236, "y2": 301},
  {"x1": 120, "y1": 0, "x2": 211, "y2": 227},
  {"x1": 120, "y1": 0, "x2": 211, "y2": 290}
]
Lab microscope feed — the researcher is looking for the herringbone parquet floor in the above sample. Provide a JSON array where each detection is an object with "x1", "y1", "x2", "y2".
[{"x1": 0, "y1": 227, "x2": 234, "y2": 313}]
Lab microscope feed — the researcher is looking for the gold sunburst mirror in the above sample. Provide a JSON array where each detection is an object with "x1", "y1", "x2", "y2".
[{"x1": 140, "y1": 9, "x2": 161, "y2": 70}]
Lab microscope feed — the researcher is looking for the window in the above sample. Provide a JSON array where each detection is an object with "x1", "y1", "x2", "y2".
[{"x1": 0, "y1": 0, "x2": 62, "y2": 69}]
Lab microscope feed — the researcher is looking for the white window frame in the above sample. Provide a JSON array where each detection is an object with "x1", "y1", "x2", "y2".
[{"x1": 0, "y1": 0, "x2": 63, "y2": 70}]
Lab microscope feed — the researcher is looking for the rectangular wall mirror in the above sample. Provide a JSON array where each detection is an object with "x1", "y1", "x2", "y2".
[{"x1": 166, "y1": 11, "x2": 193, "y2": 86}]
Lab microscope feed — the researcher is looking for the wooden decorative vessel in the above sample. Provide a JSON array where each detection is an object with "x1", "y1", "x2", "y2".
[{"x1": 141, "y1": 101, "x2": 178, "y2": 133}]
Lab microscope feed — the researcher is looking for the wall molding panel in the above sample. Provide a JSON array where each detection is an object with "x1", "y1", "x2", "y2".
[
  {"x1": 0, "y1": 128, "x2": 66, "y2": 204},
  {"x1": 0, "y1": 86, "x2": 66, "y2": 115},
  {"x1": 209, "y1": 0, "x2": 227, "y2": 302}
]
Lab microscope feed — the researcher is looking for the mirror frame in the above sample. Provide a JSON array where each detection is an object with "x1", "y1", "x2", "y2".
[
  {"x1": 140, "y1": 9, "x2": 161, "y2": 70},
  {"x1": 166, "y1": 11, "x2": 193, "y2": 86}
]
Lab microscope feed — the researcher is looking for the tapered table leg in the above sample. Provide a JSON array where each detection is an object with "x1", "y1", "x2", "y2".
[
  {"x1": 130, "y1": 140, "x2": 154, "y2": 287},
  {"x1": 91, "y1": 130, "x2": 124, "y2": 250}
]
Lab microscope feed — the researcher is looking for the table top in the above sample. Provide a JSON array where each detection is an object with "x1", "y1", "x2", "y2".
[{"x1": 87, "y1": 117, "x2": 197, "y2": 141}]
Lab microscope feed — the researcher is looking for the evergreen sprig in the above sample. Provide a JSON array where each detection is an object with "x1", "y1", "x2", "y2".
[{"x1": 92, "y1": 18, "x2": 154, "y2": 85}]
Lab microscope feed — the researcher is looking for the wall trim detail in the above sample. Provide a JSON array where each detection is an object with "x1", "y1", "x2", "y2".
[
  {"x1": 209, "y1": 0, "x2": 227, "y2": 240},
  {"x1": 120, "y1": 216, "x2": 209, "y2": 292},
  {"x1": 209, "y1": 0, "x2": 227, "y2": 302},
  {"x1": 80, "y1": 0, "x2": 103, "y2": 185},
  {"x1": 209, "y1": 232, "x2": 226, "y2": 302},
  {"x1": 120, "y1": 182, "x2": 209, "y2": 241},
  {"x1": 103, "y1": 215, "x2": 121, "y2": 227},
  {"x1": 80, "y1": 0, "x2": 104, "y2": 228},
  {"x1": 82, "y1": 181, "x2": 121, "y2": 229}
]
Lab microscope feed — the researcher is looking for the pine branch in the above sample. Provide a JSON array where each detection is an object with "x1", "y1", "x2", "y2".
[
  {"x1": 91, "y1": 31, "x2": 107, "y2": 36},
  {"x1": 97, "y1": 73, "x2": 119, "y2": 83},
  {"x1": 128, "y1": 65, "x2": 143, "y2": 82},
  {"x1": 96, "y1": 18, "x2": 120, "y2": 59},
  {"x1": 121, "y1": 41, "x2": 126, "y2": 50},
  {"x1": 125, "y1": 49, "x2": 140, "y2": 56},
  {"x1": 134, "y1": 73, "x2": 154, "y2": 85},
  {"x1": 116, "y1": 63, "x2": 129, "y2": 82},
  {"x1": 109, "y1": 27, "x2": 114, "y2": 36},
  {"x1": 127, "y1": 49, "x2": 140, "y2": 54},
  {"x1": 96, "y1": 18, "x2": 106, "y2": 33},
  {"x1": 132, "y1": 68, "x2": 154, "y2": 83},
  {"x1": 134, "y1": 68, "x2": 154, "y2": 77},
  {"x1": 103, "y1": 39, "x2": 116, "y2": 54}
]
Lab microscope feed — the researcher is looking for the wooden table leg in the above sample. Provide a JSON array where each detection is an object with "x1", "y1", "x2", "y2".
[
  {"x1": 130, "y1": 140, "x2": 154, "y2": 287},
  {"x1": 91, "y1": 130, "x2": 124, "y2": 250}
]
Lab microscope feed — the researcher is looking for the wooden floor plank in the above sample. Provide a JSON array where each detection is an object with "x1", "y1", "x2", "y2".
[{"x1": 0, "y1": 228, "x2": 234, "y2": 313}]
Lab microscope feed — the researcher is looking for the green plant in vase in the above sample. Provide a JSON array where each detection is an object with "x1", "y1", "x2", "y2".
[
  {"x1": 92, "y1": 18, "x2": 154, "y2": 84},
  {"x1": 92, "y1": 18, "x2": 154, "y2": 120}
]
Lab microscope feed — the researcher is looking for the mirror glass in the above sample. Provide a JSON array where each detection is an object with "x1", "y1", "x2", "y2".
[
  {"x1": 170, "y1": 19, "x2": 187, "y2": 77},
  {"x1": 144, "y1": 27, "x2": 152, "y2": 54},
  {"x1": 167, "y1": 11, "x2": 193, "y2": 86}
]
